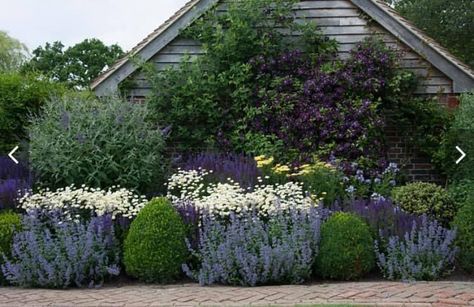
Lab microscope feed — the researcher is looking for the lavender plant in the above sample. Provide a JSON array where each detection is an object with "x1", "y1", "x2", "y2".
[
  {"x1": 0, "y1": 156, "x2": 31, "y2": 180},
  {"x1": 0, "y1": 156, "x2": 33, "y2": 210},
  {"x1": 374, "y1": 215, "x2": 458, "y2": 281},
  {"x1": 340, "y1": 198, "x2": 421, "y2": 239},
  {"x1": 181, "y1": 152, "x2": 261, "y2": 189},
  {"x1": 183, "y1": 207, "x2": 321, "y2": 286},
  {"x1": 174, "y1": 199, "x2": 200, "y2": 250},
  {"x1": 2, "y1": 210, "x2": 120, "y2": 288}
]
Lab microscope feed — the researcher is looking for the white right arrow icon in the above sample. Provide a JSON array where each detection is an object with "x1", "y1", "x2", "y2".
[{"x1": 456, "y1": 146, "x2": 466, "y2": 165}]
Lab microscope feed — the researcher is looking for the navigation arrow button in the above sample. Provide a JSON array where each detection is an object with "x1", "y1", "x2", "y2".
[
  {"x1": 456, "y1": 146, "x2": 466, "y2": 165},
  {"x1": 8, "y1": 146, "x2": 19, "y2": 164}
]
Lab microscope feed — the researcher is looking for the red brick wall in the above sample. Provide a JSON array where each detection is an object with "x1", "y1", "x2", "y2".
[
  {"x1": 128, "y1": 94, "x2": 458, "y2": 184},
  {"x1": 385, "y1": 126, "x2": 444, "y2": 183},
  {"x1": 385, "y1": 93, "x2": 459, "y2": 184}
]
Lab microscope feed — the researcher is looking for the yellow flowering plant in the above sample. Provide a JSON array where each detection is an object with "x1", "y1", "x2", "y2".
[
  {"x1": 254, "y1": 155, "x2": 291, "y2": 184},
  {"x1": 291, "y1": 159, "x2": 345, "y2": 206}
]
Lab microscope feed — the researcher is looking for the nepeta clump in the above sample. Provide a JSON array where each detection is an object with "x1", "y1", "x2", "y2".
[
  {"x1": 374, "y1": 215, "x2": 457, "y2": 281},
  {"x1": 174, "y1": 199, "x2": 200, "y2": 250},
  {"x1": 245, "y1": 39, "x2": 396, "y2": 163},
  {"x1": 181, "y1": 152, "x2": 261, "y2": 189},
  {"x1": 0, "y1": 211, "x2": 21, "y2": 284},
  {"x1": 183, "y1": 207, "x2": 321, "y2": 286},
  {"x1": 2, "y1": 210, "x2": 120, "y2": 288}
]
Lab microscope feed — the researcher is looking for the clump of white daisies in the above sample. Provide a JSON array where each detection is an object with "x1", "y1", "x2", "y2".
[
  {"x1": 167, "y1": 168, "x2": 317, "y2": 217},
  {"x1": 19, "y1": 185, "x2": 147, "y2": 220}
]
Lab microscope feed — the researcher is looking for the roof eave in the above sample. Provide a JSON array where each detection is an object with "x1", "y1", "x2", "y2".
[
  {"x1": 352, "y1": 0, "x2": 474, "y2": 93},
  {"x1": 92, "y1": 0, "x2": 219, "y2": 96}
]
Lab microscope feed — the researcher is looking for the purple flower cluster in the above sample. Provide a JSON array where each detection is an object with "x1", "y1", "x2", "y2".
[
  {"x1": 374, "y1": 215, "x2": 458, "y2": 281},
  {"x1": 339, "y1": 198, "x2": 421, "y2": 239},
  {"x1": 339, "y1": 161, "x2": 400, "y2": 200},
  {"x1": 174, "y1": 199, "x2": 201, "y2": 250},
  {"x1": 175, "y1": 199, "x2": 200, "y2": 227},
  {"x1": 2, "y1": 210, "x2": 120, "y2": 288},
  {"x1": 181, "y1": 152, "x2": 261, "y2": 188},
  {"x1": 248, "y1": 40, "x2": 397, "y2": 162},
  {"x1": 182, "y1": 207, "x2": 321, "y2": 286},
  {"x1": 0, "y1": 156, "x2": 33, "y2": 210}
]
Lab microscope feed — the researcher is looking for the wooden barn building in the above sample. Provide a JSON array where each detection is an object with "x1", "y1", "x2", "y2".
[{"x1": 91, "y1": 0, "x2": 474, "y2": 182}]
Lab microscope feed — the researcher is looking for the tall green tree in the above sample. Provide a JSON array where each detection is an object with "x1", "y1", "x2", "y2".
[
  {"x1": 0, "y1": 72, "x2": 65, "y2": 154},
  {"x1": 0, "y1": 31, "x2": 28, "y2": 72},
  {"x1": 386, "y1": 0, "x2": 474, "y2": 68},
  {"x1": 23, "y1": 38, "x2": 124, "y2": 88}
]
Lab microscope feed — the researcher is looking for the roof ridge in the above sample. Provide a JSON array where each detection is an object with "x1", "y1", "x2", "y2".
[
  {"x1": 91, "y1": 0, "x2": 201, "y2": 89},
  {"x1": 92, "y1": 0, "x2": 474, "y2": 93},
  {"x1": 372, "y1": 0, "x2": 474, "y2": 78}
]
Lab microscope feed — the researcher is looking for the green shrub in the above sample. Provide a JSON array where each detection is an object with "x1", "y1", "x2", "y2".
[
  {"x1": 453, "y1": 199, "x2": 474, "y2": 273},
  {"x1": 0, "y1": 211, "x2": 21, "y2": 284},
  {"x1": 28, "y1": 94, "x2": 168, "y2": 194},
  {"x1": 316, "y1": 212, "x2": 375, "y2": 280},
  {"x1": 391, "y1": 182, "x2": 456, "y2": 224},
  {"x1": 145, "y1": 0, "x2": 335, "y2": 153},
  {"x1": 448, "y1": 179, "x2": 474, "y2": 206},
  {"x1": 123, "y1": 197, "x2": 187, "y2": 283},
  {"x1": 0, "y1": 72, "x2": 64, "y2": 154},
  {"x1": 389, "y1": 96, "x2": 452, "y2": 170},
  {"x1": 435, "y1": 92, "x2": 474, "y2": 180},
  {"x1": 294, "y1": 161, "x2": 345, "y2": 206}
]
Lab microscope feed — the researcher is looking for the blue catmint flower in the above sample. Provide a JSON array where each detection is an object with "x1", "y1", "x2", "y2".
[
  {"x1": 374, "y1": 215, "x2": 457, "y2": 281},
  {"x1": 2, "y1": 210, "x2": 120, "y2": 288},
  {"x1": 345, "y1": 185, "x2": 356, "y2": 194},
  {"x1": 183, "y1": 207, "x2": 322, "y2": 286}
]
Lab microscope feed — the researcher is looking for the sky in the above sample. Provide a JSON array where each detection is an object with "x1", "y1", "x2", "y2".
[{"x1": 0, "y1": 0, "x2": 189, "y2": 52}]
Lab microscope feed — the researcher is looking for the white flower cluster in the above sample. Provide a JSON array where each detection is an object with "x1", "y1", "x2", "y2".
[
  {"x1": 19, "y1": 185, "x2": 148, "y2": 219},
  {"x1": 166, "y1": 168, "x2": 211, "y2": 200},
  {"x1": 167, "y1": 169, "x2": 315, "y2": 217}
]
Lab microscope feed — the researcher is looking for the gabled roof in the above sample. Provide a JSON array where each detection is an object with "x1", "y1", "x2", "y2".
[{"x1": 91, "y1": 0, "x2": 474, "y2": 95}]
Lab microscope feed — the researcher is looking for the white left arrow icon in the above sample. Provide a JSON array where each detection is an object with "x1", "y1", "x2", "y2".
[
  {"x1": 8, "y1": 146, "x2": 19, "y2": 164},
  {"x1": 456, "y1": 146, "x2": 466, "y2": 165}
]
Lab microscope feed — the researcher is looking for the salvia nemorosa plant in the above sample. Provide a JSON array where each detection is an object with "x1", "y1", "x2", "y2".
[
  {"x1": 0, "y1": 156, "x2": 33, "y2": 210},
  {"x1": 181, "y1": 152, "x2": 261, "y2": 189},
  {"x1": 339, "y1": 198, "x2": 422, "y2": 239}
]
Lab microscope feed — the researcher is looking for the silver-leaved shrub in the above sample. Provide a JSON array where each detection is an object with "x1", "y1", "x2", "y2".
[{"x1": 28, "y1": 94, "x2": 168, "y2": 194}]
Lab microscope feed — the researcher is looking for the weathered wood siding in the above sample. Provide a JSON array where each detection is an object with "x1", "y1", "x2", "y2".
[{"x1": 127, "y1": 0, "x2": 453, "y2": 97}]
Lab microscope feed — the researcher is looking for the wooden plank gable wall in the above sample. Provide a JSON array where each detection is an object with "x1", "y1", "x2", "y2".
[{"x1": 126, "y1": 0, "x2": 453, "y2": 98}]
